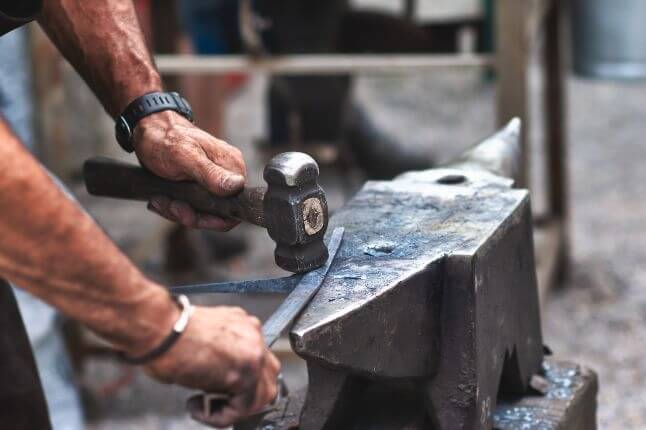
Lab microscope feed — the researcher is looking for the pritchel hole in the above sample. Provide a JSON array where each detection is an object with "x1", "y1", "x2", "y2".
[{"x1": 436, "y1": 174, "x2": 467, "y2": 185}]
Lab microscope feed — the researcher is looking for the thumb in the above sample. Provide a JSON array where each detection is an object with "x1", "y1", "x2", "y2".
[{"x1": 188, "y1": 156, "x2": 246, "y2": 196}]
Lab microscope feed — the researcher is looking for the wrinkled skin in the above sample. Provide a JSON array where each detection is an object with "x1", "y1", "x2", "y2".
[
  {"x1": 146, "y1": 307, "x2": 281, "y2": 427},
  {"x1": 135, "y1": 111, "x2": 246, "y2": 231},
  {"x1": 41, "y1": 0, "x2": 247, "y2": 232}
]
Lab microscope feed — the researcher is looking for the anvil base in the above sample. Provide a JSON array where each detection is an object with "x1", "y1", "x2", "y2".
[{"x1": 235, "y1": 359, "x2": 598, "y2": 430}]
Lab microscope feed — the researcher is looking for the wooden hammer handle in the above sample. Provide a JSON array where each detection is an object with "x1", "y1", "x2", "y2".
[{"x1": 83, "y1": 157, "x2": 266, "y2": 227}]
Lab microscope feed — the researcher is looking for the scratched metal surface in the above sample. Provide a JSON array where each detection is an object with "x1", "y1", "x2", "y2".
[{"x1": 291, "y1": 167, "x2": 525, "y2": 358}]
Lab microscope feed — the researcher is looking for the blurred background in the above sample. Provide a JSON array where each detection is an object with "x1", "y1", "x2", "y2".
[{"x1": 6, "y1": 0, "x2": 646, "y2": 428}]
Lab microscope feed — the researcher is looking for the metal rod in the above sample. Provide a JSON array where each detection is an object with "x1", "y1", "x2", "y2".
[{"x1": 155, "y1": 54, "x2": 494, "y2": 76}]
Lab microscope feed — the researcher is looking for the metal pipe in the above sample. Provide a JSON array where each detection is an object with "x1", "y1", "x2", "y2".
[{"x1": 155, "y1": 54, "x2": 494, "y2": 76}]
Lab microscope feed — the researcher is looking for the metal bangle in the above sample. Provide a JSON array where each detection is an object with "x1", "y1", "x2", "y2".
[{"x1": 119, "y1": 294, "x2": 193, "y2": 365}]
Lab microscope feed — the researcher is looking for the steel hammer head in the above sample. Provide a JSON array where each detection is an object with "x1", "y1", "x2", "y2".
[{"x1": 263, "y1": 152, "x2": 329, "y2": 273}]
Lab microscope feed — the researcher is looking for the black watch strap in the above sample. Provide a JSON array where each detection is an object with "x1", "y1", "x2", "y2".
[{"x1": 115, "y1": 91, "x2": 194, "y2": 153}]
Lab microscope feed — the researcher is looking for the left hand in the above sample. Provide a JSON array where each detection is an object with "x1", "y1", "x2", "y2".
[{"x1": 133, "y1": 111, "x2": 247, "y2": 231}]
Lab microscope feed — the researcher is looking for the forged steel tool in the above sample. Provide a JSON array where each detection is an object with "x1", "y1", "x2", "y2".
[
  {"x1": 170, "y1": 276, "x2": 301, "y2": 296},
  {"x1": 83, "y1": 152, "x2": 329, "y2": 273},
  {"x1": 186, "y1": 227, "x2": 345, "y2": 426}
]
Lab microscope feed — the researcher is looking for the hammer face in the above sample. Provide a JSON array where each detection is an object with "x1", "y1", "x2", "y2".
[{"x1": 275, "y1": 240, "x2": 329, "y2": 274}]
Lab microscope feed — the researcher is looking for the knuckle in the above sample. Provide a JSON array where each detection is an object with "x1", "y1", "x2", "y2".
[
  {"x1": 166, "y1": 126, "x2": 186, "y2": 143},
  {"x1": 238, "y1": 347, "x2": 264, "y2": 378},
  {"x1": 233, "y1": 306, "x2": 249, "y2": 316},
  {"x1": 168, "y1": 142, "x2": 190, "y2": 160},
  {"x1": 271, "y1": 355, "x2": 282, "y2": 374},
  {"x1": 249, "y1": 316, "x2": 262, "y2": 329},
  {"x1": 200, "y1": 162, "x2": 225, "y2": 185},
  {"x1": 225, "y1": 369, "x2": 245, "y2": 391},
  {"x1": 248, "y1": 330, "x2": 264, "y2": 351},
  {"x1": 229, "y1": 145, "x2": 243, "y2": 160},
  {"x1": 244, "y1": 347, "x2": 264, "y2": 373},
  {"x1": 266, "y1": 382, "x2": 278, "y2": 404}
]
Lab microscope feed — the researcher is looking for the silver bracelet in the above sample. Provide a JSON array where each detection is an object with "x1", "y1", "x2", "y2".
[{"x1": 119, "y1": 294, "x2": 193, "y2": 365}]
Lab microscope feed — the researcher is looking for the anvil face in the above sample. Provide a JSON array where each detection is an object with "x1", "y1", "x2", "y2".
[{"x1": 286, "y1": 168, "x2": 543, "y2": 429}]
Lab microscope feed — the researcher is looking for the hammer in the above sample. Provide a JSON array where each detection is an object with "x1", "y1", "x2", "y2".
[{"x1": 83, "y1": 152, "x2": 329, "y2": 274}]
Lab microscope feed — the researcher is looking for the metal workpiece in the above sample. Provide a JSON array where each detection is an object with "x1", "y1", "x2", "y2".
[
  {"x1": 191, "y1": 229, "x2": 344, "y2": 425},
  {"x1": 170, "y1": 276, "x2": 301, "y2": 296},
  {"x1": 262, "y1": 228, "x2": 344, "y2": 347}
]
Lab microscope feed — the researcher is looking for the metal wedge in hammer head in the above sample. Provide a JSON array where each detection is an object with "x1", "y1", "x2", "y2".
[
  {"x1": 83, "y1": 152, "x2": 328, "y2": 273},
  {"x1": 263, "y1": 152, "x2": 329, "y2": 273}
]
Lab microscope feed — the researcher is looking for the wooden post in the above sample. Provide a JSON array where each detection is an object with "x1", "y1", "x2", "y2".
[
  {"x1": 496, "y1": 0, "x2": 530, "y2": 189},
  {"x1": 543, "y1": 0, "x2": 570, "y2": 279},
  {"x1": 403, "y1": 0, "x2": 416, "y2": 22},
  {"x1": 150, "y1": 0, "x2": 181, "y2": 91}
]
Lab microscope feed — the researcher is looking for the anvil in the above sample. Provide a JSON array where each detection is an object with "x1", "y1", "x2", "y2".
[
  {"x1": 179, "y1": 120, "x2": 597, "y2": 429},
  {"x1": 230, "y1": 120, "x2": 545, "y2": 429}
]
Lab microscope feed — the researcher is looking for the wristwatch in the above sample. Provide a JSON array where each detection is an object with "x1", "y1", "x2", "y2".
[{"x1": 115, "y1": 91, "x2": 194, "y2": 153}]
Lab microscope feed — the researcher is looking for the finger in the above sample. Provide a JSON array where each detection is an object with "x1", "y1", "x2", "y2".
[
  {"x1": 205, "y1": 141, "x2": 247, "y2": 178},
  {"x1": 182, "y1": 154, "x2": 246, "y2": 197},
  {"x1": 148, "y1": 197, "x2": 178, "y2": 223},
  {"x1": 168, "y1": 200, "x2": 198, "y2": 226},
  {"x1": 150, "y1": 194, "x2": 239, "y2": 231},
  {"x1": 248, "y1": 358, "x2": 279, "y2": 414},
  {"x1": 149, "y1": 196, "x2": 172, "y2": 214},
  {"x1": 147, "y1": 201, "x2": 174, "y2": 221},
  {"x1": 267, "y1": 351, "x2": 282, "y2": 376},
  {"x1": 195, "y1": 214, "x2": 240, "y2": 231},
  {"x1": 248, "y1": 316, "x2": 262, "y2": 329},
  {"x1": 219, "y1": 306, "x2": 248, "y2": 318}
]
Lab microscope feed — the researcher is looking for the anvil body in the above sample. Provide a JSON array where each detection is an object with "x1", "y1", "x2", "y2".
[
  {"x1": 292, "y1": 167, "x2": 542, "y2": 429},
  {"x1": 239, "y1": 171, "x2": 544, "y2": 428},
  {"x1": 235, "y1": 122, "x2": 597, "y2": 429}
]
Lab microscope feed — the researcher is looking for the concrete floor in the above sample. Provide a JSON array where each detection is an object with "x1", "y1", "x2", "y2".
[{"x1": 80, "y1": 70, "x2": 646, "y2": 429}]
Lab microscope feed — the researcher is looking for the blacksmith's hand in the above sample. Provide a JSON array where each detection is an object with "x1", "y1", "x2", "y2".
[
  {"x1": 133, "y1": 111, "x2": 247, "y2": 231},
  {"x1": 143, "y1": 306, "x2": 281, "y2": 428}
]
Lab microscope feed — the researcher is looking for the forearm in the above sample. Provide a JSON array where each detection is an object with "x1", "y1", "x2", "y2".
[
  {"x1": 0, "y1": 122, "x2": 176, "y2": 355},
  {"x1": 38, "y1": 0, "x2": 162, "y2": 117}
]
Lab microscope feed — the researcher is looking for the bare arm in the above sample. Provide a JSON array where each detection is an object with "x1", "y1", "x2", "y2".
[
  {"x1": 38, "y1": 0, "x2": 247, "y2": 230},
  {"x1": 0, "y1": 122, "x2": 174, "y2": 356},
  {"x1": 0, "y1": 1, "x2": 279, "y2": 426},
  {"x1": 0, "y1": 121, "x2": 278, "y2": 427},
  {"x1": 39, "y1": 0, "x2": 159, "y2": 117}
]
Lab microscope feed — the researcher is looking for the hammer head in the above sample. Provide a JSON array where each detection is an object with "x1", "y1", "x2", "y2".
[{"x1": 263, "y1": 152, "x2": 329, "y2": 273}]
